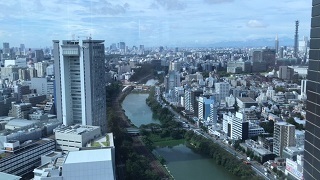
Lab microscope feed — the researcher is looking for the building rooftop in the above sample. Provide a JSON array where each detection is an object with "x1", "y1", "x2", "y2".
[
  {"x1": 54, "y1": 124, "x2": 100, "y2": 135},
  {"x1": 0, "y1": 116, "x2": 15, "y2": 121},
  {"x1": 64, "y1": 148, "x2": 112, "y2": 164},
  {"x1": 237, "y1": 97, "x2": 256, "y2": 103},
  {"x1": 6, "y1": 119, "x2": 39, "y2": 128},
  {"x1": 0, "y1": 172, "x2": 21, "y2": 180}
]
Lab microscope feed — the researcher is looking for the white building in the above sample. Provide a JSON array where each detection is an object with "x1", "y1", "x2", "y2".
[
  {"x1": 54, "y1": 125, "x2": 101, "y2": 152},
  {"x1": 53, "y1": 40, "x2": 107, "y2": 132},
  {"x1": 46, "y1": 65, "x2": 54, "y2": 76},
  {"x1": 34, "y1": 62, "x2": 48, "y2": 77},
  {"x1": 33, "y1": 149, "x2": 115, "y2": 180},
  {"x1": 222, "y1": 113, "x2": 243, "y2": 140},
  {"x1": 63, "y1": 149, "x2": 115, "y2": 180},
  {"x1": 30, "y1": 77, "x2": 54, "y2": 95},
  {"x1": 285, "y1": 156, "x2": 304, "y2": 180},
  {"x1": 5, "y1": 58, "x2": 27, "y2": 68}
]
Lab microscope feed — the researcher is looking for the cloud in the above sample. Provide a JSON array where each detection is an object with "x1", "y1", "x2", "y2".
[
  {"x1": 246, "y1": 20, "x2": 268, "y2": 28},
  {"x1": 149, "y1": 2, "x2": 159, "y2": 9},
  {"x1": 154, "y1": 0, "x2": 186, "y2": 11},
  {"x1": 91, "y1": 0, "x2": 130, "y2": 15},
  {"x1": 204, "y1": 0, "x2": 234, "y2": 4}
]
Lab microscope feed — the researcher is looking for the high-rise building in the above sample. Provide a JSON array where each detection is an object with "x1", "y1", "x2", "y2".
[
  {"x1": 305, "y1": 1, "x2": 320, "y2": 179},
  {"x1": 19, "y1": 44, "x2": 25, "y2": 55},
  {"x1": 53, "y1": 40, "x2": 107, "y2": 132},
  {"x1": 294, "y1": 20, "x2": 299, "y2": 58},
  {"x1": 278, "y1": 66, "x2": 294, "y2": 80},
  {"x1": 198, "y1": 96, "x2": 217, "y2": 122},
  {"x1": 164, "y1": 70, "x2": 181, "y2": 93},
  {"x1": 3, "y1": 42, "x2": 10, "y2": 54},
  {"x1": 275, "y1": 35, "x2": 279, "y2": 54},
  {"x1": 214, "y1": 82, "x2": 230, "y2": 102},
  {"x1": 273, "y1": 122, "x2": 295, "y2": 157},
  {"x1": 34, "y1": 61, "x2": 48, "y2": 77}
]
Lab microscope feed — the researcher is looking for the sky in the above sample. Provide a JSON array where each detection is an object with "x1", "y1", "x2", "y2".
[{"x1": 0, "y1": 0, "x2": 312, "y2": 48}]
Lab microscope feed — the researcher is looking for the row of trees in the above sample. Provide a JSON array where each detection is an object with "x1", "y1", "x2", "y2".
[
  {"x1": 106, "y1": 82, "x2": 160, "y2": 180},
  {"x1": 184, "y1": 131, "x2": 262, "y2": 180},
  {"x1": 143, "y1": 87, "x2": 185, "y2": 149},
  {"x1": 146, "y1": 87, "x2": 182, "y2": 130}
]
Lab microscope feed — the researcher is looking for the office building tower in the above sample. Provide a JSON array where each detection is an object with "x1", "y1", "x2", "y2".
[
  {"x1": 3, "y1": 42, "x2": 10, "y2": 54},
  {"x1": 34, "y1": 61, "x2": 48, "y2": 77},
  {"x1": 222, "y1": 112, "x2": 249, "y2": 140},
  {"x1": 294, "y1": 20, "x2": 299, "y2": 58},
  {"x1": 279, "y1": 46, "x2": 284, "y2": 58},
  {"x1": 19, "y1": 44, "x2": 25, "y2": 55},
  {"x1": 278, "y1": 66, "x2": 294, "y2": 80},
  {"x1": 275, "y1": 35, "x2": 279, "y2": 54},
  {"x1": 214, "y1": 82, "x2": 230, "y2": 102},
  {"x1": 53, "y1": 40, "x2": 107, "y2": 132},
  {"x1": 164, "y1": 71, "x2": 181, "y2": 93},
  {"x1": 198, "y1": 96, "x2": 218, "y2": 123},
  {"x1": 273, "y1": 122, "x2": 295, "y2": 157},
  {"x1": 119, "y1": 42, "x2": 125, "y2": 50},
  {"x1": 184, "y1": 88, "x2": 202, "y2": 115},
  {"x1": 34, "y1": 50, "x2": 44, "y2": 62},
  {"x1": 305, "y1": 1, "x2": 320, "y2": 179},
  {"x1": 301, "y1": 79, "x2": 307, "y2": 95},
  {"x1": 169, "y1": 61, "x2": 181, "y2": 71}
]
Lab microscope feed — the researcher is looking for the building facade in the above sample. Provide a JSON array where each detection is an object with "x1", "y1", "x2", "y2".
[
  {"x1": 53, "y1": 40, "x2": 107, "y2": 132},
  {"x1": 273, "y1": 122, "x2": 295, "y2": 157},
  {"x1": 305, "y1": 1, "x2": 320, "y2": 179}
]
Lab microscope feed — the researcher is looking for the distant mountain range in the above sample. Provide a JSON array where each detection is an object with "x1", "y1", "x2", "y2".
[{"x1": 206, "y1": 37, "x2": 295, "y2": 48}]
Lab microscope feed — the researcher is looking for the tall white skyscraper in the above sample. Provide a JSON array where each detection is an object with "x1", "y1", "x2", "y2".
[{"x1": 53, "y1": 40, "x2": 107, "y2": 132}]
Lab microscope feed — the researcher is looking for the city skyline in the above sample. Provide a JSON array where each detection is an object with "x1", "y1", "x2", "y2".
[{"x1": 0, "y1": 0, "x2": 312, "y2": 48}]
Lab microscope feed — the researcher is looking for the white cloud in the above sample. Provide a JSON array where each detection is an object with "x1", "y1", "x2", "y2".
[
  {"x1": 154, "y1": 0, "x2": 186, "y2": 10},
  {"x1": 0, "y1": 0, "x2": 312, "y2": 47},
  {"x1": 247, "y1": 20, "x2": 268, "y2": 28}
]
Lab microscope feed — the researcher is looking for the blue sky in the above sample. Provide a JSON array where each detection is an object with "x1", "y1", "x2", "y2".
[{"x1": 0, "y1": 0, "x2": 312, "y2": 48}]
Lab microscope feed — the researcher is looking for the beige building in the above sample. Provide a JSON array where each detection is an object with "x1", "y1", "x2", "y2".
[{"x1": 273, "y1": 122, "x2": 295, "y2": 157}]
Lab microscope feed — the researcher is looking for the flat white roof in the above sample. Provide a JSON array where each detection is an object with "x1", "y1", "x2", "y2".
[
  {"x1": 0, "y1": 172, "x2": 21, "y2": 180},
  {"x1": 7, "y1": 119, "x2": 39, "y2": 127},
  {"x1": 64, "y1": 149, "x2": 112, "y2": 164}
]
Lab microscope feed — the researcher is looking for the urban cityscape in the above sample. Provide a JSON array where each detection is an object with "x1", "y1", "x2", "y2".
[{"x1": 0, "y1": 0, "x2": 318, "y2": 180}]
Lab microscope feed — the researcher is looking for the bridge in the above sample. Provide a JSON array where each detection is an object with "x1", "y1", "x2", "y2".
[{"x1": 126, "y1": 128, "x2": 140, "y2": 136}]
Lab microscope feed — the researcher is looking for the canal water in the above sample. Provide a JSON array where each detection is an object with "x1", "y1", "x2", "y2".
[
  {"x1": 122, "y1": 91, "x2": 237, "y2": 180},
  {"x1": 122, "y1": 93, "x2": 160, "y2": 127}
]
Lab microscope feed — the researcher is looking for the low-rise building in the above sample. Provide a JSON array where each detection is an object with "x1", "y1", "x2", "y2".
[
  {"x1": 0, "y1": 138, "x2": 55, "y2": 177},
  {"x1": 54, "y1": 125, "x2": 101, "y2": 152},
  {"x1": 33, "y1": 148, "x2": 115, "y2": 180},
  {"x1": 285, "y1": 155, "x2": 304, "y2": 180},
  {"x1": 240, "y1": 139, "x2": 276, "y2": 163}
]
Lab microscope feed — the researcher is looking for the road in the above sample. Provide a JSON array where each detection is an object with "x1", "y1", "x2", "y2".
[{"x1": 158, "y1": 94, "x2": 274, "y2": 180}]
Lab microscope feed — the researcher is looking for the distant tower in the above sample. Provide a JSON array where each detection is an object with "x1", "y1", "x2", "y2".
[
  {"x1": 275, "y1": 35, "x2": 279, "y2": 54},
  {"x1": 294, "y1": 20, "x2": 299, "y2": 58}
]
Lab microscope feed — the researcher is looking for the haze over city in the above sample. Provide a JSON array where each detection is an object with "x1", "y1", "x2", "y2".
[{"x1": 0, "y1": 0, "x2": 312, "y2": 48}]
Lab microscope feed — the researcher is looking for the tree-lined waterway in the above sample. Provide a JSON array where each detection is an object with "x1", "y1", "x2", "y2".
[{"x1": 122, "y1": 92, "x2": 237, "y2": 180}]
